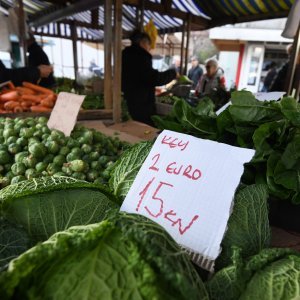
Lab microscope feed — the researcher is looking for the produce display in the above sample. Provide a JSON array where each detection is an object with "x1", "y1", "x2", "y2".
[
  {"x1": 0, "y1": 82, "x2": 57, "y2": 113},
  {"x1": 0, "y1": 83, "x2": 299, "y2": 299},
  {"x1": 0, "y1": 213, "x2": 208, "y2": 300},
  {"x1": 0, "y1": 116, "x2": 127, "y2": 187},
  {"x1": 0, "y1": 141, "x2": 299, "y2": 299},
  {"x1": 153, "y1": 91, "x2": 300, "y2": 208}
]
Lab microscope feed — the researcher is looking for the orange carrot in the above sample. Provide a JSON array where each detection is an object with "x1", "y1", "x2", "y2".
[
  {"x1": 4, "y1": 101, "x2": 20, "y2": 111},
  {"x1": 21, "y1": 100, "x2": 32, "y2": 107},
  {"x1": 22, "y1": 82, "x2": 54, "y2": 95},
  {"x1": 40, "y1": 98, "x2": 54, "y2": 108},
  {"x1": 30, "y1": 106, "x2": 52, "y2": 112},
  {"x1": 21, "y1": 94, "x2": 42, "y2": 104},
  {"x1": 16, "y1": 87, "x2": 36, "y2": 95},
  {"x1": 0, "y1": 91, "x2": 19, "y2": 102},
  {"x1": 13, "y1": 106, "x2": 23, "y2": 113}
]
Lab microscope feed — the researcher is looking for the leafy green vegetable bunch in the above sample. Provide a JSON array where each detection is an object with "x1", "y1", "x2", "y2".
[{"x1": 153, "y1": 91, "x2": 300, "y2": 204}]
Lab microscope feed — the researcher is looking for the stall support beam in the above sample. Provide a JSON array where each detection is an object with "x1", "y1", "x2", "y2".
[
  {"x1": 113, "y1": 0, "x2": 123, "y2": 123},
  {"x1": 184, "y1": 14, "x2": 191, "y2": 74},
  {"x1": 180, "y1": 21, "x2": 186, "y2": 74},
  {"x1": 104, "y1": 0, "x2": 113, "y2": 109},
  {"x1": 285, "y1": 24, "x2": 300, "y2": 97},
  {"x1": 139, "y1": 0, "x2": 145, "y2": 30},
  {"x1": 70, "y1": 22, "x2": 79, "y2": 82},
  {"x1": 18, "y1": 0, "x2": 27, "y2": 66}
]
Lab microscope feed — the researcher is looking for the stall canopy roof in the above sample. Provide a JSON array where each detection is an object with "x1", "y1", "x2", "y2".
[{"x1": 0, "y1": 0, "x2": 294, "y2": 42}]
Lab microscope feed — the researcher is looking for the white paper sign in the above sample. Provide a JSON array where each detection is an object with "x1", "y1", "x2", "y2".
[
  {"x1": 254, "y1": 92, "x2": 285, "y2": 101},
  {"x1": 47, "y1": 92, "x2": 85, "y2": 137},
  {"x1": 121, "y1": 130, "x2": 255, "y2": 271}
]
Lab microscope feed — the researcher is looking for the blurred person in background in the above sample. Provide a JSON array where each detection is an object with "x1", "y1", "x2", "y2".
[
  {"x1": 171, "y1": 55, "x2": 181, "y2": 74},
  {"x1": 122, "y1": 30, "x2": 177, "y2": 126},
  {"x1": 196, "y1": 59, "x2": 226, "y2": 96},
  {"x1": 188, "y1": 56, "x2": 203, "y2": 89},
  {"x1": 0, "y1": 60, "x2": 52, "y2": 86},
  {"x1": 262, "y1": 61, "x2": 277, "y2": 92},
  {"x1": 270, "y1": 44, "x2": 293, "y2": 92},
  {"x1": 27, "y1": 34, "x2": 55, "y2": 88}
]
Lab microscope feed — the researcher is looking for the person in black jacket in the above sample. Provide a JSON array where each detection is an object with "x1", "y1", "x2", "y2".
[
  {"x1": 0, "y1": 60, "x2": 53, "y2": 86},
  {"x1": 188, "y1": 56, "x2": 203, "y2": 88},
  {"x1": 122, "y1": 30, "x2": 177, "y2": 126},
  {"x1": 27, "y1": 35, "x2": 55, "y2": 88}
]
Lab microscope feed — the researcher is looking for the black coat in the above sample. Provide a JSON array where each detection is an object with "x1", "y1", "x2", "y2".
[
  {"x1": 28, "y1": 42, "x2": 55, "y2": 88},
  {"x1": 0, "y1": 60, "x2": 40, "y2": 86},
  {"x1": 188, "y1": 65, "x2": 203, "y2": 88},
  {"x1": 122, "y1": 45, "x2": 176, "y2": 125}
]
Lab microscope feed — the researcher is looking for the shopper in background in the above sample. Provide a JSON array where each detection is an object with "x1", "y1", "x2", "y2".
[
  {"x1": 262, "y1": 61, "x2": 277, "y2": 92},
  {"x1": 27, "y1": 34, "x2": 55, "y2": 88},
  {"x1": 188, "y1": 56, "x2": 203, "y2": 88},
  {"x1": 171, "y1": 55, "x2": 181, "y2": 74},
  {"x1": 0, "y1": 60, "x2": 53, "y2": 86},
  {"x1": 122, "y1": 30, "x2": 177, "y2": 126},
  {"x1": 270, "y1": 44, "x2": 293, "y2": 91},
  {"x1": 196, "y1": 59, "x2": 226, "y2": 96}
]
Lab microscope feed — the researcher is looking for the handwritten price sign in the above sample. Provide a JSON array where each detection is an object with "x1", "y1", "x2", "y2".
[
  {"x1": 47, "y1": 92, "x2": 85, "y2": 136},
  {"x1": 121, "y1": 130, "x2": 255, "y2": 271}
]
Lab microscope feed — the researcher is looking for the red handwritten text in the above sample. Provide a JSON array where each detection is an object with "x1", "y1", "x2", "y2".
[
  {"x1": 161, "y1": 135, "x2": 189, "y2": 151},
  {"x1": 166, "y1": 162, "x2": 202, "y2": 181},
  {"x1": 136, "y1": 178, "x2": 199, "y2": 235}
]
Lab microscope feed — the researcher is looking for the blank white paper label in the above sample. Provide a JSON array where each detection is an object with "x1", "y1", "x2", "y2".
[{"x1": 47, "y1": 92, "x2": 85, "y2": 136}]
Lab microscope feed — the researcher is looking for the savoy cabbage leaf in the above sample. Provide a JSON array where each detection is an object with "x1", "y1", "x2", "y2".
[
  {"x1": 207, "y1": 248, "x2": 299, "y2": 300},
  {"x1": 0, "y1": 177, "x2": 118, "y2": 242},
  {"x1": 216, "y1": 184, "x2": 270, "y2": 269},
  {"x1": 109, "y1": 142, "x2": 153, "y2": 202},
  {"x1": 0, "y1": 213, "x2": 208, "y2": 300},
  {"x1": 0, "y1": 218, "x2": 30, "y2": 271}
]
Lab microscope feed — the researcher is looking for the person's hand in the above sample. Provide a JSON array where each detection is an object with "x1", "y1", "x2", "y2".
[{"x1": 38, "y1": 65, "x2": 53, "y2": 78}]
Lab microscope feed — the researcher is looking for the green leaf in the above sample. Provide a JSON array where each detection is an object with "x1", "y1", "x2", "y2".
[
  {"x1": 229, "y1": 91, "x2": 281, "y2": 123},
  {"x1": 280, "y1": 97, "x2": 300, "y2": 126},
  {"x1": 0, "y1": 177, "x2": 118, "y2": 242},
  {"x1": 0, "y1": 218, "x2": 30, "y2": 270},
  {"x1": 173, "y1": 100, "x2": 218, "y2": 138},
  {"x1": 216, "y1": 185, "x2": 270, "y2": 269},
  {"x1": 0, "y1": 213, "x2": 208, "y2": 300},
  {"x1": 253, "y1": 120, "x2": 289, "y2": 160},
  {"x1": 109, "y1": 142, "x2": 153, "y2": 202},
  {"x1": 208, "y1": 248, "x2": 299, "y2": 300},
  {"x1": 152, "y1": 115, "x2": 185, "y2": 132},
  {"x1": 240, "y1": 255, "x2": 300, "y2": 300},
  {"x1": 207, "y1": 248, "x2": 248, "y2": 300}
]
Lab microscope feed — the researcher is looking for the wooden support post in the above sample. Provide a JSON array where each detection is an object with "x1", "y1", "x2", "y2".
[
  {"x1": 17, "y1": 0, "x2": 27, "y2": 66},
  {"x1": 139, "y1": 0, "x2": 145, "y2": 30},
  {"x1": 285, "y1": 24, "x2": 300, "y2": 96},
  {"x1": 104, "y1": 0, "x2": 113, "y2": 109},
  {"x1": 135, "y1": 6, "x2": 140, "y2": 28},
  {"x1": 184, "y1": 14, "x2": 191, "y2": 75},
  {"x1": 70, "y1": 22, "x2": 79, "y2": 81},
  {"x1": 180, "y1": 21, "x2": 186, "y2": 74},
  {"x1": 113, "y1": 0, "x2": 122, "y2": 123}
]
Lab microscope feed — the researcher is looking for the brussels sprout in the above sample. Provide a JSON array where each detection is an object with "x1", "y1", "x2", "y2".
[{"x1": 11, "y1": 162, "x2": 26, "y2": 176}]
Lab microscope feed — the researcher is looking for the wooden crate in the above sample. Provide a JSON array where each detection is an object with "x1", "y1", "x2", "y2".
[{"x1": 0, "y1": 109, "x2": 112, "y2": 121}]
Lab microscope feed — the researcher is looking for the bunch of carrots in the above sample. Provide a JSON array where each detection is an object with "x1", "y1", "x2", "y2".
[{"x1": 0, "y1": 81, "x2": 57, "y2": 113}]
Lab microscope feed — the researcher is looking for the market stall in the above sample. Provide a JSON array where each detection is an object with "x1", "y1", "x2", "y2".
[{"x1": 0, "y1": 1, "x2": 300, "y2": 299}]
